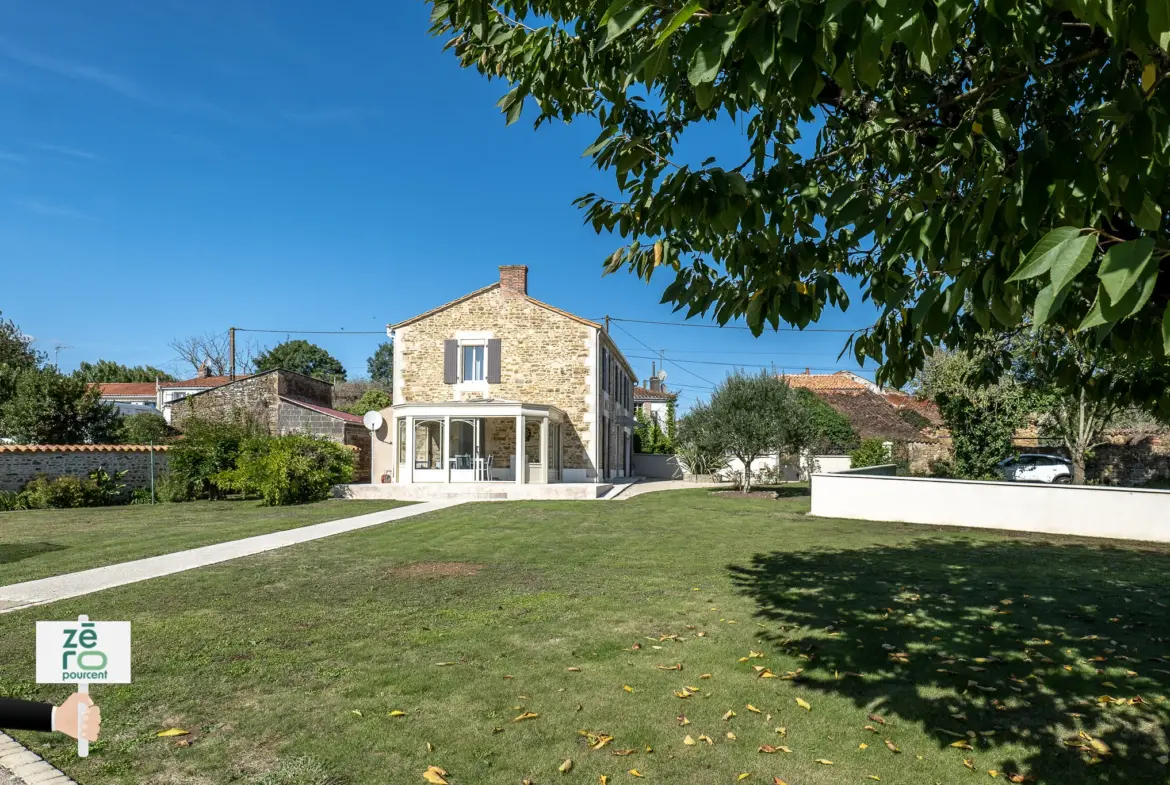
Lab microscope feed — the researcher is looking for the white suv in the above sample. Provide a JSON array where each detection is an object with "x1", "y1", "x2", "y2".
[{"x1": 999, "y1": 454, "x2": 1072, "y2": 484}]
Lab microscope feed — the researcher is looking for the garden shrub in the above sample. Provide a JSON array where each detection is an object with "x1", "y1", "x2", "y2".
[
  {"x1": 850, "y1": 439, "x2": 891, "y2": 469},
  {"x1": 214, "y1": 434, "x2": 354, "y2": 506},
  {"x1": 0, "y1": 490, "x2": 29, "y2": 512},
  {"x1": 17, "y1": 468, "x2": 129, "y2": 509},
  {"x1": 165, "y1": 414, "x2": 263, "y2": 501}
]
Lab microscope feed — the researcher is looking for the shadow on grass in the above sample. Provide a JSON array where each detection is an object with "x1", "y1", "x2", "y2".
[
  {"x1": 0, "y1": 542, "x2": 66, "y2": 565},
  {"x1": 730, "y1": 538, "x2": 1170, "y2": 783}
]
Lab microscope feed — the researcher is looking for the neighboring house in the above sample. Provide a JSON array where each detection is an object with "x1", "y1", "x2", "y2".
[
  {"x1": 169, "y1": 369, "x2": 371, "y2": 482},
  {"x1": 91, "y1": 365, "x2": 246, "y2": 423},
  {"x1": 92, "y1": 382, "x2": 158, "y2": 416},
  {"x1": 370, "y1": 265, "x2": 636, "y2": 486},
  {"x1": 781, "y1": 370, "x2": 944, "y2": 473},
  {"x1": 633, "y1": 373, "x2": 675, "y2": 422}
]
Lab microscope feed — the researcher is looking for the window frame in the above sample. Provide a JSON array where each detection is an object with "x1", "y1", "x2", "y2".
[{"x1": 460, "y1": 342, "x2": 487, "y2": 383}]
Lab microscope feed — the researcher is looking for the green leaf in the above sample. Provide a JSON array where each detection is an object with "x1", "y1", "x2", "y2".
[
  {"x1": 599, "y1": 0, "x2": 632, "y2": 26},
  {"x1": 745, "y1": 16, "x2": 775, "y2": 72},
  {"x1": 1163, "y1": 302, "x2": 1170, "y2": 355},
  {"x1": 694, "y1": 81, "x2": 716, "y2": 110},
  {"x1": 1097, "y1": 237, "x2": 1155, "y2": 303},
  {"x1": 732, "y1": 4, "x2": 760, "y2": 45},
  {"x1": 990, "y1": 108, "x2": 1014, "y2": 142},
  {"x1": 498, "y1": 87, "x2": 525, "y2": 125},
  {"x1": 1007, "y1": 226, "x2": 1081, "y2": 282},
  {"x1": 1078, "y1": 289, "x2": 1108, "y2": 330},
  {"x1": 1135, "y1": 196, "x2": 1163, "y2": 231},
  {"x1": 601, "y1": 4, "x2": 652, "y2": 48},
  {"x1": 1150, "y1": 0, "x2": 1170, "y2": 50},
  {"x1": 653, "y1": 0, "x2": 702, "y2": 48},
  {"x1": 1032, "y1": 281, "x2": 1065, "y2": 326},
  {"x1": 1048, "y1": 233, "x2": 1096, "y2": 297},
  {"x1": 689, "y1": 32, "x2": 725, "y2": 85}
]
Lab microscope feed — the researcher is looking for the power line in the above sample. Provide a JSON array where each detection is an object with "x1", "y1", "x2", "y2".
[
  {"x1": 235, "y1": 328, "x2": 386, "y2": 335},
  {"x1": 608, "y1": 316, "x2": 863, "y2": 334},
  {"x1": 625, "y1": 353, "x2": 875, "y2": 375},
  {"x1": 610, "y1": 321, "x2": 718, "y2": 387}
]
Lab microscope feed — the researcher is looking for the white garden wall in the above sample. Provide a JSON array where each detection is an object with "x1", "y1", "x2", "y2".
[{"x1": 810, "y1": 472, "x2": 1170, "y2": 543}]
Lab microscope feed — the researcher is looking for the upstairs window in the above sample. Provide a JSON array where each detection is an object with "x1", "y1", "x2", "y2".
[{"x1": 462, "y1": 344, "x2": 485, "y2": 382}]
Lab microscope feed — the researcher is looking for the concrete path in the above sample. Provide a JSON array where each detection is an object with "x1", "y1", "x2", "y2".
[
  {"x1": 0, "y1": 501, "x2": 460, "y2": 614},
  {"x1": 611, "y1": 479, "x2": 731, "y2": 499}
]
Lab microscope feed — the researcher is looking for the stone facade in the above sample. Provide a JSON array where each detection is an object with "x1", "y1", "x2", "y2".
[
  {"x1": 0, "y1": 446, "x2": 170, "y2": 492},
  {"x1": 384, "y1": 268, "x2": 636, "y2": 482},
  {"x1": 169, "y1": 370, "x2": 370, "y2": 482}
]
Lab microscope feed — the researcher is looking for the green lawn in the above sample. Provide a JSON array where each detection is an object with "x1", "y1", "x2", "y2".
[
  {"x1": 0, "y1": 489, "x2": 1168, "y2": 785},
  {"x1": 0, "y1": 500, "x2": 409, "y2": 585}
]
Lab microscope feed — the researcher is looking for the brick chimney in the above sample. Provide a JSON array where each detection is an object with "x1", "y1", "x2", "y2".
[
  {"x1": 649, "y1": 362, "x2": 660, "y2": 392},
  {"x1": 499, "y1": 265, "x2": 528, "y2": 297}
]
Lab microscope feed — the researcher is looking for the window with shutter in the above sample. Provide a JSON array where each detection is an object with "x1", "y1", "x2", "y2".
[
  {"x1": 486, "y1": 338, "x2": 502, "y2": 383},
  {"x1": 443, "y1": 340, "x2": 458, "y2": 384}
]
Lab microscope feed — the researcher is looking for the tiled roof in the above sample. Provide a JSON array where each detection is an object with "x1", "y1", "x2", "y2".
[
  {"x1": 92, "y1": 382, "x2": 156, "y2": 397},
  {"x1": 633, "y1": 386, "x2": 675, "y2": 401},
  {"x1": 279, "y1": 397, "x2": 363, "y2": 423},
  {"x1": 160, "y1": 375, "x2": 244, "y2": 389},
  {"x1": 781, "y1": 371, "x2": 869, "y2": 391},
  {"x1": 883, "y1": 391, "x2": 945, "y2": 426},
  {"x1": 816, "y1": 389, "x2": 931, "y2": 442},
  {"x1": 0, "y1": 444, "x2": 170, "y2": 452}
]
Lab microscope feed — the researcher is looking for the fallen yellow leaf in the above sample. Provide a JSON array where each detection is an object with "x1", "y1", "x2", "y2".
[
  {"x1": 867, "y1": 776, "x2": 881, "y2": 781},
  {"x1": 796, "y1": 698, "x2": 811, "y2": 711},
  {"x1": 684, "y1": 734, "x2": 696, "y2": 746},
  {"x1": 156, "y1": 728, "x2": 189, "y2": 737},
  {"x1": 738, "y1": 774, "x2": 751, "y2": 781},
  {"x1": 699, "y1": 734, "x2": 714, "y2": 745},
  {"x1": 677, "y1": 715, "x2": 690, "y2": 726},
  {"x1": 859, "y1": 743, "x2": 869, "y2": 749},
  {"x1": 746, "y1": 704, "x2": 762, "y2": 714},
  {"x1": 513, "y1": 712, "x2": 539, "y2": 722},
  {"x1": 389, "y1": 710, "x2": 407, "y2": 717},
  {"x1": 964, "y1": 758, "x2": 976, "y2": 771},
  {"x1": 350, "y1": 710, "x2": 362, "y2": 717},
  {"x1": 723, "y1": 710, "x2": 737, "y2": 720},
  {"x1": 816, "y1": 758, "x2": 834, "y2": 764},
  {"x1": 629, "y1": 770, "x2": 644, "y2": 778},
  {"x1": 559, "y1": 759, "x2": 573, "y2": 773},
  {"x1": 727, "y1": 732, "x2": 737, "y2": 740},
  {"x1": 623, "y1": 685, "x2": 634, "y2": 693},
  {"x1": 700, "y1": 673, "x2": 712, "y2": 679},
  {"x1": 951, "y1": 740, "x2": 973, "y2": 750},
  {"x1": 568, "y1": 667, "x2": 582, "y2": 672},
  {"x1": 601, "y1": 777, "x2": 609, "y2": 785},
  {"x1": 423, "y1": 766, "x2": 449, "y2": 785}
]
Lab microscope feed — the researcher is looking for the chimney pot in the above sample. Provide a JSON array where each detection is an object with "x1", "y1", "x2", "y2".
[{"x1": 499, "y1": 265, "x2": 528, "y2": 297}]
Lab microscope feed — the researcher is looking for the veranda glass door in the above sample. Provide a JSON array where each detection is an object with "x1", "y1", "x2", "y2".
[{"x1": 449, "y1": 418, "x2": 486, "y2": 482}]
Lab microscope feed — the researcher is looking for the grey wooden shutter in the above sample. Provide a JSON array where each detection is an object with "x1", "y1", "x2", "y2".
[
  {"x1": 487, "y1": 338, "x2": 502, "y2": 383},
  {"x1": 443, "y1": 340, "x2": 458, "y2": 384}
]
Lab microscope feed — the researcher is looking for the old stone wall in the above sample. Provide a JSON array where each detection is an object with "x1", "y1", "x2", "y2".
[
  {"x1": 171, "y1": 372, "x2": 281, "y2": 433},
  {"x1": 0, "y1": 446, "x2": 170, "y2": 492},
  {"x1": 397, "y1": 288, "x2": 597, "y2": 474},
  {"x1": 277, "y1": 373, "x2": 332, "y2": 407},
  {"x1": 277, "y1": 403, "x2": 348, "y2": 441},
  {"x1": 343, "y1": 423, "x2": 371, "y2": 483}
]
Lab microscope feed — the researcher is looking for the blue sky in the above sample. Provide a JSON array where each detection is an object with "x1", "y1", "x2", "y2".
[{"x1": 0, "y1": 0, "x2": 878, "y2": 408}]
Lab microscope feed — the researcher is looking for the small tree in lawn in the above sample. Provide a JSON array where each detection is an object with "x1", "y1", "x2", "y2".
[{"x1": 703, "y1": 370, "x2": 809, "y2": 493}]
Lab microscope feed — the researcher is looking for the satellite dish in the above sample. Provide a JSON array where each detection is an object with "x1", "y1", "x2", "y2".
[
  {"x1": 362, "y1": 410, "x2": 384, "y2": 431},
  {"x1": 656, "y1": 369, "x2": 668, "y2": 381}
]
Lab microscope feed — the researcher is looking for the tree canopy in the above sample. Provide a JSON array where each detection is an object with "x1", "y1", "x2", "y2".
[
  {"x1": 367, "y1": 341, "x2": 394, "y2": 385},
  {"x1": 0, "y1": 369, "x2": 122, "y2": 445},
  {"x1": 254, "y1": 340, "x2": 347, "y2": 381},
  {"x1": 429, "y1": 0, "x2": 1170, "y2": 399},
  {"x1": 73, "y1": 360, "x2": 175, "y2": 383}
]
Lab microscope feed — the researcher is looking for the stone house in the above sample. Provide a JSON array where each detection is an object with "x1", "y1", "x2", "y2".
[
  {"x1": 169, "y1": 369, "x2": 371, "y2": 481},
  {"x1": 369, "y1": 265, "x2": 636, "y2": 488},
  {"x1": 633, "y1": 368, "x2": 676, "y2": 422}
]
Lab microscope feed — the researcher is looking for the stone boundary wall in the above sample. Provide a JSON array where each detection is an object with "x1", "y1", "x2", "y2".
[{"x1": 0, "y1": 446, "x2": 170, "y2": 492}]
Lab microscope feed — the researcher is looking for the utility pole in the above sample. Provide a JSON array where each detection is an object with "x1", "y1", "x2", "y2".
[
  {"x1": 604, "y1": 315, "x2": 610, "y2": 334},
  {"x1": 229, "y1": 327, "x2": 236, "y2": 380}
]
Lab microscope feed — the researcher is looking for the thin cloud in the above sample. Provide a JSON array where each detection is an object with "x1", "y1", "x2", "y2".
[
  {"x1": 281, "y1": 106, "x2": 372, "y2": 124},
  {"x1": 36, "y1": 143, "x2": 99, "y2": 160},
  {"x1": 0, "y1": 38, "x2": 238, "y2": 122},
  {"x1": 13, "y1": 198, "x2": 96, "y2": 221},
  {"x1": 0, "y1": 151, "x2": 26, "y2": 163}
]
